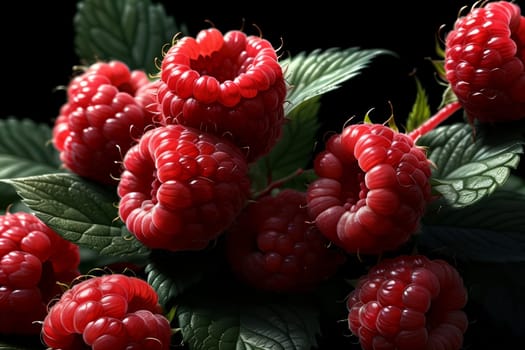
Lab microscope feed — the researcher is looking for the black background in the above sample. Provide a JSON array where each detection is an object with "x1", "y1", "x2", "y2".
[
  {"x1": 2, "y1": 1, "x2": 524, "y2": 349},
  {"x1": 1, "y1": 0, "x2": 478, "y2": 129}
]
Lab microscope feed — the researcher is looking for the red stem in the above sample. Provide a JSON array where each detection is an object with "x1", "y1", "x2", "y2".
[
  {"x1": 408, "y1": 101, "x2": 462, "y2": 141},
  {"x1": 254, "y1": 168, "x2": 304, "y2": 200}
]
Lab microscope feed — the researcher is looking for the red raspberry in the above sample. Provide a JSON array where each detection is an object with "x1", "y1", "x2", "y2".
[
  {"x1": 306, "y1": 123, "x2": 432, "y2": 255},
  {"x1": 117, "y1": 124, "x2": 251, "y2": 252},
  {"x1": 444, "y1": 1, "x2": 525, "y2": 123},
  {"x1": 157, "y1": 27, "x2": 287, "y2": 162},
  {"x1": 41, "y1": 274, "x2": 171, "y2": 350},
  {"x1": 52, "y1": 60, "x2": 155, "y2": 185},
  {"x1": 134, "y1": 78, "x2": 163, "y2": 124},
  {"x1": 346, "y1": 255, "x2": 468, "y2": 350},
  {"x1": 0, "y1": 212, "x2": 80, "y2": 335},
  {"x1": 226, "y1": 189, "x2": 346, "y2": 292}
]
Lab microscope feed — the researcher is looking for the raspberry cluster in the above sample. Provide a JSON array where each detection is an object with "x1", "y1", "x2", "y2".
[
  {"x1": 0, "y1": 212, "x2": 80, "y2": 335},
  {"x1": 41, "y1": 274, "x2": 171, "y2": 349},
  {"x1": 38, "y1": 4, "x2": 499, "y2": 347},
  {"x1": 51, "y1": 27, "x2": 289, "y2": 257},
  {"x1": 113, "y1": 27, "x2": 288, "y2": 252}
]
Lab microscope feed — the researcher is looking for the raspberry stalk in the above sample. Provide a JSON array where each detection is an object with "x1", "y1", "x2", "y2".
[
  {"x1": 407, "y1": 101, "x2": 462, "y2": 141},
  {"x1": 253, "y1": 167, "x2": 305, "y2": 200}
]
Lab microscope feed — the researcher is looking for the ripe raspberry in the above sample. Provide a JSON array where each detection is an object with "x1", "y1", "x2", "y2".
[
  {"x1": 225, "y1": 189, "x2": 346, "y2": 292},
  {"x1": 346, "y1": 255, "x2": 468, "y2": 350},
  {"x1": 306, "y1": 123, "x2": 432, "y2": 255},
  {"x1": 41, "y1": 274, "x2": 171, "y2": 350},
  {"x1": 52, "y1": 60, "x2": 155, "y2": 185},
  {"x1": 0, "y1": 212, "x2": 80, "y2": 335},
  {"x1": 135, "y1": 78, "x2": 163, "y2": 124},
  {"x1": 117, "y1": 124, "x2": 251, "y2": 252},
  {"x1": 444, "y1": 1, "x2": 525, "y2": 123},
  {"x1": 157, "y1": 27, "x2": 287, "y2": 162}
]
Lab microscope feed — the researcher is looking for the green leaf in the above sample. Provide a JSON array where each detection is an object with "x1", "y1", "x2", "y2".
[
  {"x1": 281, "y1": 47, "x2": 395, "y2": 116},
  {"x1": 145, "y1": 249, "x2": 221, "y2": 310},
  {"x1": 253, "y1": 46, "x2": 394, "y2": 192},
  {"x1": 438, "y1": 84, "x2": 458, "y2": 109},
  {"x1": 418, "y1": 226, "x2": 525, "y2": 263},
  {"x1": 420, "y1": 175, "x2": 525, "y2": 263},
  {"x1": 2, "y1": 173, "x2": 149, "y2": 257},
  {"x1": 0, "y1": 117, "x2": 61, "y2": 170},
  {"x1": 404, "y1": 77, "x2": 431, "y2": 132},
  {"x1": 0, "y1": 201, "x2": 32, "y2": 215},
  {"x1": 79, "y1": 246, "x2": 148, "y2": 274},
  {"x1": 177, "y1": 289, "x2": 320, "y2": 350},
  {"x1": 424, "y1": 175, "x2": 525, "y2": 233},
  {"x1": 417, "y1": 123, "x2": 523, "y2": 207},
  {"x1": 74, "y1": 0, "x2": 186, "y2": 74},
  {"x1": 280, "y1": 168, "x2": 319, "y2": 192},
  {"x1": 0, "y1": 118, "x2": 62, "y2": 211},
  {"x1": 250, "y1": 98, "x2": 320, "y2": 191}
]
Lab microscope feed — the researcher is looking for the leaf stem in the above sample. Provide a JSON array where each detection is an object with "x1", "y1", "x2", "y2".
[
  {"x1": 408, "y1": 101, "x2": 462, "y2": 141},
  {"x1": 254, "y1": 168, "x2": 304, "y2": 200}
]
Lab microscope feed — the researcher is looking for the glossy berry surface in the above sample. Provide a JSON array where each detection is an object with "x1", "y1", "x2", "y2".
[
  {"x1": 134, "y1": 78, "x2": 163, "y2": 124},
  {"x1": 0, "y1": 212, "x2": 80, "y2": 335},
  {"x1": 157, "y1": 27, "x2": 287, "y2": 162},
  {"x1": 444, "y1": 0, "x2": 525, "y2": 123},
  {"x1": 52, "y1": 60, "x2": 154, "y2": 185},
  {"x1": 117, "y1": 124, "x2": 251, "y2": 251},
  {"x1": 226, "y1": 189, "x2": 346, "y2": 292},
  {"x1": 346, "y1": 255, "x2": 468, "y2": 350},
  {"x1": 306, "y1": 123, "x2": 432, "y2": 255},
  {"x1": 41, "y1": 274, "x2": 171, "y2": 350}
]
